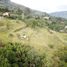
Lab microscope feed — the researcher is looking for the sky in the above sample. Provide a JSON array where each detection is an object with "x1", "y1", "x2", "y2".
[{"x1": 11, "y1": 0, "x2": 67, "y2": 13}]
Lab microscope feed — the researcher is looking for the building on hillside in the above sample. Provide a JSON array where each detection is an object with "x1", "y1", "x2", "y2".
[
  {"x1": 59, "y1": 30, "x2": 64, "y2": 33},
  {"x1": 43, "y1": 16, "x2": 50, "y2": 20},
  {"x1": 65, "y1": 26, "x2": 67, "y2": 29},
  {"x1": 60, "y1": 21, "x2": 64, "y2": 24},
  {"x1": 3, "y1": 12, "x2": 10, "y2": 17}
]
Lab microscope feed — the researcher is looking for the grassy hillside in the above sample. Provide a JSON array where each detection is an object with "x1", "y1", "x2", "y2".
[
  {"x1": 0, "y1": 1, "x2": 67, "y2": 67},
  {"x1": 0, "y1": 18, "x2": 66, "y2": 45},
  {"x1": 0, "y1": 18, "x2": 67, "y2": 67}
]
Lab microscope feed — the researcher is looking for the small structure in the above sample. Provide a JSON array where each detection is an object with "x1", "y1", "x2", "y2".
[
  {"x1": 43, "y1": 16, "x2": 50, "y2": 20},
  {"x1": 60, "y1": 30, "x2": 64, "y2": 33},
  {"x1": 60, "y1": 21, "x2": 64, "y2": 24},
  {"x1": 3, "y1": 12, "x2": 10, "y2": 17},
  {"x1": 65, "y1": 26, "x2": 67, "y2": 29}
]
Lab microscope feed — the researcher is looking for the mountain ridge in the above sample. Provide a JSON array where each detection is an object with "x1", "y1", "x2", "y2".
[
  {"x1": 50, "y1": 11, "x2": 67, "y2": 19},
  {"x1": 0, "y1": 0, "x2": 48, "y2": 17}
]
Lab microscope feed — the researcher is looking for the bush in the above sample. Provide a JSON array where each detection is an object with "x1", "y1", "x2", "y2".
[
  {"x1": 0, "y1": 42, "x2": 45, "y2": 67},
  {"x1": 53, "y1": 46, "x2": 67, "y2": 67},
  {"x1": 24, "y1": 18, "x2": 46, "y2": 28}
]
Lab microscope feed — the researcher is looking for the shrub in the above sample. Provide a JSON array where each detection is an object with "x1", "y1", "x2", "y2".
[
  {"x1": 0, "y1": 42, "x2": 45, "y2": 67},
  {"x1": 53, "y1": 46, "x2": 67, "y2": 67}
]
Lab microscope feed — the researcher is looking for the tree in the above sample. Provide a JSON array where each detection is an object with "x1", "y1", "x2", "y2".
[{"x1": 16, "y1": 8, "x2": 23, "y2": 15}]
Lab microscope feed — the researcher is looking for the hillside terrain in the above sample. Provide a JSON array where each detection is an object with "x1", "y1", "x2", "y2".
[
  {"x1": 0, "y1": 0, "x2": 48, "y2": 17},
  {"x1": 0, "y1": 0, "x2": 67, "y2": 67},
  {"x1": 0, "y1": 18, "x2": 67, "y2": 67}
]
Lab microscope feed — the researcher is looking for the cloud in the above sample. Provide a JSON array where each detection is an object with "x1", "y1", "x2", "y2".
[
  {"x1": 11, "y1": 0, "x2": 67, "y2": 13},
  {"x1": 58, "y1": 5, "x2": 67, "y2": 11}
]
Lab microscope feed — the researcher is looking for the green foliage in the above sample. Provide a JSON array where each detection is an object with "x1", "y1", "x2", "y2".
[
  {"x1": 16, "y1": 8, "x2": 23, "y2": 15},
  {"x1": 54, "y1": 46, "x2": 67, "y2": 67},
  {"x1": 0, "y1": 42, "x2": 66, "y2": 67},
  {"x1": 0, "y1": 42, "x2": 45, "y2": 67},
  {"x1": 24, "y1": 17, "x2": 67, "y2": 32},
  {"x1": 24, "y1": 18, "x2": 46, "y2": 28},
  {"x1": 0, "y1": 7, "x2": 9, "y2": 12},
  {"x1": 48, "y1": 21, "x2": 65, "y2": 31},
  {"x1": 0, "y1": 15, "x2": 67, "y2": 67},
  {"x1": 59, "y1": 46, "x2": 67, "y2": 67}
]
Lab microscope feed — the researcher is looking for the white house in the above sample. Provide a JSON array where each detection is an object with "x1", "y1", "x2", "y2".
[
  {"x1": 3, "y1": 12, "x2": 10, "y2": 17},
  {"x1": 65, "y1": 26, "x2": 67, "y2": 29},
  {"x1": 43, "y1": 16, "x2": 50, "y2": 20},
  {"x1": 60, "y1": 30, "x2": 64, "y2": 32}
]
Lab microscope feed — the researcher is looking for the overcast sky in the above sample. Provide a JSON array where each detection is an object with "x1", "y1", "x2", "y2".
[{"x1": 11, "y1": 0, "x2": 67, "y2": 13}]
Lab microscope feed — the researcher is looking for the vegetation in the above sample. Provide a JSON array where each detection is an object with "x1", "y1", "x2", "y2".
[
  {"x1": 0, "y1": 18, "x2": 67, "y2": 67},
  {"x1": 0, "y1": 42, "x2": 45, "y2": 67},
  {"x1": 0, "y1": 42, "x2": 67, "y2": 67},
  {"x1": 0, "y1": 0, "x2": 67, "y2": 67},
  {"x1": 0, "y1": 7, "x2": 9, "y2": 13},
  {"x1": 24, "y1": 18, "x2": 46, "y2": 28}
]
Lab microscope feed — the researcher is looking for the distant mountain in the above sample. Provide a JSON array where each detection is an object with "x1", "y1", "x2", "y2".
[
  {"x1": 0, "y1": 0, "x2": 48, "y2": 17},
  {"x1": 49, "y1": 11, "x2": 67, "y2": 19}
]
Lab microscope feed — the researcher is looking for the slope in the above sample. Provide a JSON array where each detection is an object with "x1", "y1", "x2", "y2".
[
  {"x1": 0, "y1": 18, "x2": 66, "y2": 50},
  {"x1": 0, "y1": 0, "x2": 48, "y2": 17},
  {"x1": 0, "y1": 18, "x2": 67, "y2": 67}
]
